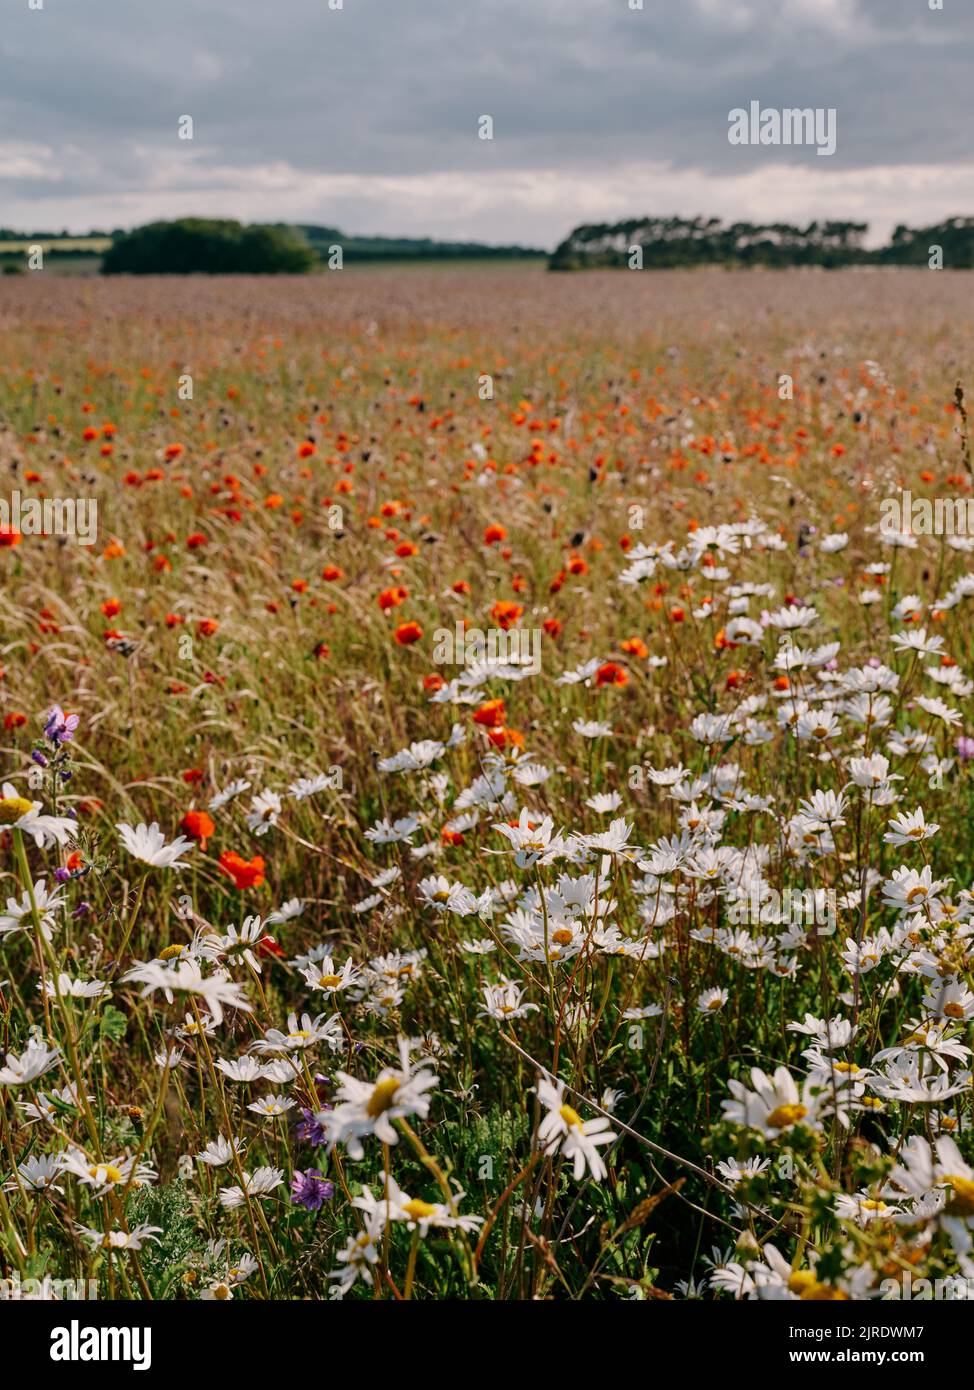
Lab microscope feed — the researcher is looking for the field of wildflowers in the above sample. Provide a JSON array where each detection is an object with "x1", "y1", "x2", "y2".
[{"x1": 2, "y1": 266, "x2": 974, "y2": 1302}]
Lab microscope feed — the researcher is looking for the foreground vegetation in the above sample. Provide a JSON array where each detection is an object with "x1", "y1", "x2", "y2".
[{"x1": 1, "y1": 267, "x2": 973, "y2": 1300}]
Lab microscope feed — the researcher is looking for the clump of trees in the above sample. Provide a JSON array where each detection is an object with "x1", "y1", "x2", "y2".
[
  {"x1": 550, "y1": 215, "x2": 974, "y2": 270},
  {"x1": 101, "y1": 219, "x2": 316, "y2": 274}
]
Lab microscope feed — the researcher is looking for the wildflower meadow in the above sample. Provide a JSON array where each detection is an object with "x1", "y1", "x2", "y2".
[{"x1": 2, "y1": 265, "x2": 974, "y2": 1310}]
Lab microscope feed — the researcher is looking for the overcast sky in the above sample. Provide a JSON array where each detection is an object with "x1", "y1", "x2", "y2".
[{"x1": 1, "y1": 0, "x2": 970, "y2": 247}]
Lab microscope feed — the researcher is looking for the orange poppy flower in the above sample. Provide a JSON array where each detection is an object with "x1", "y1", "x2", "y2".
[
  {"x1": 394, "y1": 621, "x2": 423, "y2": 646},
  {"x1": 595, "y1": 662, "x2": 628, "y2": 688},
  {"x1": 490, "y1": 600, "x2": 523, "y2": 630},
  {"x1": 321, "y1": 565, "x2": 344, "y2": 582},
  {"x1": 486, "y1": 725, "x2": 525, "y2": 750},
  {"x1": 378, "y1": 586, "x2": 408, "y2": 611},
  {"x1": 100, "y1": 598, "x2": 122, "y2": 618},
  {"x1": 0, "y1": 527, "x2": 23, "y2": 548},
  {"x1": 620, "y1": 637, "x2": 648, "y2": 659},
  {"x1": 219, "y1": 851, "x2": 265, "y2": 890},
  {"x1": 180, "y1": 810, "x2": 215, "y2": 850},
  {"x1": 473, "y1": 698, "x2": 506, "y2": 727},
  {"x1": 483, "y1": 523, "x2": 507, "y2": 545},
  {"x1": 196, "y1": 619, "x2": 219, "y2": 637}
]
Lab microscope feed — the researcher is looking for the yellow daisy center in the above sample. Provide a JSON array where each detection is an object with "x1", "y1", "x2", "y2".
[
  {"x1": 317, "y1": 975, "x2": 342, "y2": 989},
  {"x1": 0, "y1": 796, "x2": 34, "y2": 825},
  {"x1": 559, "y1": 1103, "x2": 583, "y2": 1129},
  {"x1": 367, "y1": 1077, "x2": 401, "y2": 1117},
  {"x1": 943, "y1": 1174, "x2": 974, "y2": 1217},
  {"x1": 402, "y1": 1198, "x2": 437, "y2": 1220},
  {"x1": 91, "y1": 1164, "x2": 123, "y2": 1184},
  {"x1": 766, "y1": 1103, "x2": 808, "y2": 1130}
]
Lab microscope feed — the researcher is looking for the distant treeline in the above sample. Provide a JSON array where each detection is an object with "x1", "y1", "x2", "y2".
[
  {"x1": 282, "y1": 223, "x2": 546, "y2": 263},
  {"x1": 549, "y1": 216, "x2": 974, "y2": 270},
  {"x1": 90, "y1": 219, "x2": 544, "y2": 274}
]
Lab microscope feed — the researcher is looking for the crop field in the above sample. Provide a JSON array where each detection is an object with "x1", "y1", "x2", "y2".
[{"x1": 1, "y1": 266, "x2": 974, "y2": 1302}]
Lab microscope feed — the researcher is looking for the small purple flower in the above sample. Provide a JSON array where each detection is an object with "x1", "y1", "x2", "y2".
[
  {"x1": 290, "y1": 1169, "x2": 334, "y2": 1212},
  {"x1": 43, "y1": 705, "x2": 79, "y2": 747},
  {"x1": 54, "y1": 867, "x2": 72, "y2": 884},
  {"x1": 957, "y1": 735, "x2": 974, "y2": 761},
  {"x1": 31, "y1": 749, "x2": 49, "y2": 768},
  {"x1": 71, "y1": 900, "x2": 92, "y2": 919},
  {"x1": 293, "y1": 1106, "x2": 329, "y2": 1148}
]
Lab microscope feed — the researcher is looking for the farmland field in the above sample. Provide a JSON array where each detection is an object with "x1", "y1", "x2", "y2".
[{"x1": 2, "y1": 266, "x2": 974, "y2": 1302}]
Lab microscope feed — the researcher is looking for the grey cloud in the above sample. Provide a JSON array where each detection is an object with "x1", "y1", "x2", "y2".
[{"x1": 1, "y1": 0, "x2": 971, "y2": 239}]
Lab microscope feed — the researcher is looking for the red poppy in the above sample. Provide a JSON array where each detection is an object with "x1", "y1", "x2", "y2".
[
  {"x1": 219, "y1": 850, "x2": 266, "y2": 890},
  {"x1": 394, "y1": 621, "x2": 423, "y2": 646},
  {"x1": 473, "y1": 698, "x2": 506, "y2": 728},
  {"x1": 180, "y1": 810, "x2": 215, "y2": 850},
  {"x1": 490, "y1": 600, "x2": 523, "y2": 631},
  {"x1": 378, "y1": 586, "x2": 408, "y2": 611},
  {"x1": 258, "y1": 936, "x2": 286, "y2": 960},
  {"x1": 595, "y1": 662, "x2": 628, "y2": 688}
]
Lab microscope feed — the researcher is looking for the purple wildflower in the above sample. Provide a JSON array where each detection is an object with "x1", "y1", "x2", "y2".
[
  {"x1": 293, "y1": 1106, "x2": 329, "y2": 1148},
  {"x1": 290, "y1": 1169, "x2": 334, "y2": 1212},
  {"x1": 43, "y1": 705, "x2": 79, "y2": 747},
  {"x1": 956, "y1": 735, "x2": 974, "y2": 761}
]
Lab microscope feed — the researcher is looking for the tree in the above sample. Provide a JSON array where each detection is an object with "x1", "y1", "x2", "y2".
[{"x1": 101, "y1": 219, "x2": 316, "y2": 274}]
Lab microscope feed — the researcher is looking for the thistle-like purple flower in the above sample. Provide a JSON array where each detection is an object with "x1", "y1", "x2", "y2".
[
  {"x1": 290, "y1": 1169, "x2": 334, "y2": 1212},
  {"x1": 957, "y1": 735, "x2": 974, "y2": 761},
  {"x1": 43, "y1": 705, "x2": 79, "y2": 747}
]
